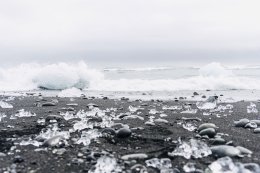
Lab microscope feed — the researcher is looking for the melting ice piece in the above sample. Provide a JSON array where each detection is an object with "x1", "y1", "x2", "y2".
[
  {"x1": 145, "y1": 158, "x2": 172, "y2": 170},
  {"x1": 206, "y1": 157, "x2": 260, "y2": 173},
  {"x1": 0, "y1": 113, "x2": 7, "y2": 122},
  {"x1": 247, "y1": 102, "x2": 258, "y2": 114},
  {"x1": 183, "y1": 162, "x2": 196, "y2": 173},
  {"x1": 168, "y1": 139, "x2": 212, "y2": 159},
  {"x1": 149, "y1": 109, "x2": 160, "y2": 115},
  {"x1": 182, "y1": 123, "x2": 197, "y2": 132},
  {"x1": 37, "y1": 124, "x2": 70, "y2": 141},
  {"x1": 129, "y1": 106, "x2": 143, "y2": 113},
  {"x1": 3, "y1": 164, "x2": 17, "y2": 173},
  {"x1": 89, "y1": 155, "x2": 122, "y2": 173},
  {"x1": 76, "y1": 129, "x2": 101, "y2": 146},
  {"x1": 196, "y1": 96, "x2": 218, "y2": 110},
  {"x1": 20, "y1": 139, "x2": 42, "y2": 147},
  {"x1": 15, "y1": 109, "x2": 36, "y2": 117},
  {"x1": 0, "y1": 101, "x2": 13, "y2": 108},
  {"x1": 181, "y1": 108, "x2": 198, "y2": 114},
  {"x1": 162, "y1": 105, "x2": 182, "y2": 110}
]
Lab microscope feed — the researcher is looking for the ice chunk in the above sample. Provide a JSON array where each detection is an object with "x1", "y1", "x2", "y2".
[
  {"x1": 129, "y1": 106, "x2": 143, "y2": 113},
  {"x1": 15, "y1": 109, "x2": 36, "y2": 117},
  {"x1": 37, "y1": 124, "x2": 70, "y2": 141},
  {"x1": 76, "y1": 129, "x2": 101, "y2": 146},
  {"x1": 206, "y1": 157, "x2": 260, "y2": 173},
  {"x1": 145, "y1": 158, "x2": 172, "y2": 170},
  {"x1": 168, "y1": 139, "x2": 212, "y2": 159},
  {"x1": 58, "y1": 87, "x2": 82, "y2": 97},
  {"x1": 0, "y1": 113, "x2": 7, "y2": 122},
  {"x1": 247, "y1": 102, "x2": 258, "y2": 114},
  {"x1": 149, "y1": 109, "x2": 160, "y2": 115},
  {"x1": 162, "y1": 105, "x2": 182, "y2": 110},
  {"x1": 89, "y1": 156, "x2": 122, "y2": 173},
  {"x1": 0, "y1": 101, "x2": 13, "y2": 108},
  {"x1": 183, "y1": 162, "x2": 196, "y2": 173},
  {"x1": 20, "y1": 139, "x2": 42, "y2": 147},
  {"x1": 181, "y1": 108, "x2": 198, "y2": 114},
  {"x1": 182, "y1": 123, "x2": 197, "y2": 132}
]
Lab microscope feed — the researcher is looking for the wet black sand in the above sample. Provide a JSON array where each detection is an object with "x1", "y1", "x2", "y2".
[{"x1": 0, "y1": 96, "x2": 259, "y2": 172}]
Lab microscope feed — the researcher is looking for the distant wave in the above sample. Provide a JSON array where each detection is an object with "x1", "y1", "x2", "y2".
[
  {"x1": 103, "y1": 67, "x2": 174, "y2": 72},
  {"x1": 0, "y1": 61, "x2": 260, "y2": 91}
]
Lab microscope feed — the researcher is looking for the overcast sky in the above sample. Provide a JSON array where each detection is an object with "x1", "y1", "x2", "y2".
[{"x1": 0, "y1": 0, "x2": 260, "y2": 65}]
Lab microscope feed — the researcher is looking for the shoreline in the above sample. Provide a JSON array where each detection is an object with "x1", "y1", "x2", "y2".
[{"x1": 0, "y1": 95, "x2": 259, "y2": 172}]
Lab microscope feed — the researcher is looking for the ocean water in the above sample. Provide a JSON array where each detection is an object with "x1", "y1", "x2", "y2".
[{"x1": 1, "y1": 61, "x2": 260, "y2": 101}]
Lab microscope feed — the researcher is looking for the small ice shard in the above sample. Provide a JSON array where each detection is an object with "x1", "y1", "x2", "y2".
[
  {"x1": 0, "y1": 113, "x2": 7, "y2": 122},
  {"x1": 20, "y1": 139, "x2": 42, "y2": 147},
  {"x1": 182, "y1": 123, "x2": 197, "y2": 132},
  {"x1": 89, "y1": 155, "x2": 122, "y2": 173},
  {"x1": 168, "y1": 139, "x2": 212, "y2": 159},
  {"x1": 15, "y1": 109, "x2": 36, "y2": 117},
  {"x1": 162, "y1": 105, "x2": 182, "y2": 110},
  {"x1": 58, "y1": 87, "x2": 82, "y2": 97},
  {"x1": 76, "y1": 129, "x2": 101, "y2": 146},
  {"x1": 129, "y1": 106, "x2": 143, "y2": 113},
  {"x1": 0, "y1": 101, "x2": 13, "y2": 108},
  {"x1": 36, "y1": 124, "x2": 70, "y2": 142},
  {"x1": 149, "y1": 109, "x2": 158, "y2": 115},
  {"x1": 183, "y1": 162, "x2": 196, "y2": 173},
  {"x1": 205, "y1": 157, "x2": 260, "y2": 173},
  {"x1": 196, "y1": 96, "x2": 218, "y2": 110},
  {"x1": 145, "y1": 158, "x2": 172, "y2": 170},
  {"x1": 123, "y1": 115, "x2": 144, "y2": 121},
  {"x1": 247, "y1": 102, "x2": 258, "y2": 114},
  {"x1": 181, "y1": 108, "x2": 198, "y2": 114}
]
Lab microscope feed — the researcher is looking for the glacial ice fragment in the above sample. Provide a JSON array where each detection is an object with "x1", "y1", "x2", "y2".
[
  {"x1": 0, "y1": 101, "x2": 13, "y2": 108},
  {"x1": 247, "y1": 102, "x2": 258, "y2": 114},
  {"x1": 89, "y1": 156, "x2": 122, "y2": 173},
  {"x1": 168, "y1": 139, "x2": 212, "y2": 159}
]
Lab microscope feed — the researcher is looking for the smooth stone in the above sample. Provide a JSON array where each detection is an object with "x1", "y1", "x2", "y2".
[
  {"x1": 116, "y1": 128, "x2": 132, "y2": 138},
  {"x1": 13, "y1": 156, "x2": 24, "y2": 163},
  {"x1": 211, "y1": 145, "x2": 241, "y2": 157},
  {"x1": 43, "y1": 135, "x2": 65, "y2": 147},
  {"x1": 245, "y1": 122, "x2": 258, "y2": 129},
  {"x1": 254, "y1": 128, "x2": 260, "y2": 133},
  {"x1": 42, "y1": 102, "x2": 56, "y2": 107},
  {"x1": 88, "y1": 117, "x2": 103, "y2": 123},
  {"x1": 198, "y1": 123, "x2": 218, "y2": 132},
  {"x1": 0, "y1": 152, "x2": 6, "y2": 157},
  {"x1": 121, "y1": 153, "x2": 148, "y2": 160},
  {"x1": 87, "y1": 103, "x2": 99, "y2": 108},
  {"x1": 101, "y1": 128, "x2": 116, "y2": 136},
  {"x1": 236, "y1": 146, "x2": 253, "y2": 155},
  {"x1": 154, "y1": 118, "x2": 168, "y2": 124},
  {"x1": 193, "y1": 92, "x2": 199, "y2": 96},
  {"x1": 209, "y1": 137, "x2": 226, "y2": 145},
  {"x1": 45, "y1": 115, "x2": 64, "y2": 122},
  {"x1": 251, "y1": 120, "x2": 260, "y2": 126},
  {"x1": 144, "y1": 122, "x2": 155, "y2": 126},
  {"x1": 66, "y1": 103, "x2": 78, "y2": 106},
  {"x1": 234, "y1": 118, "x2": 250, "y2": 127},
  {"x1": 199, "y1": 128, "x2": 216, "y2": 138}
]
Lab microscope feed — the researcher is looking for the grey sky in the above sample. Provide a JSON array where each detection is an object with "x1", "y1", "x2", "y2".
[{"x1": 0, "y1": 0, "x2": 260, "y2": 64}]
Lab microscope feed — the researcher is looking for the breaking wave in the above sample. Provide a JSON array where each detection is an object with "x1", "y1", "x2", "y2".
[{"x1": 0, "y1": 61, "x2": 260, "y2": 91}]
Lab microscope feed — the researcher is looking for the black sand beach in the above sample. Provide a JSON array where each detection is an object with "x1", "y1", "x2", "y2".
[{"x1": 0, "y1": 95, "x2": 259, "y2": 172}]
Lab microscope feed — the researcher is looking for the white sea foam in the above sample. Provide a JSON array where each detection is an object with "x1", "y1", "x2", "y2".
[
  {"x1": 0, "y1": 61, "x2": 103, "y2": 91},
  {"x1": 0, "y1": 61, "x2": 260, "y2": 92}
]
